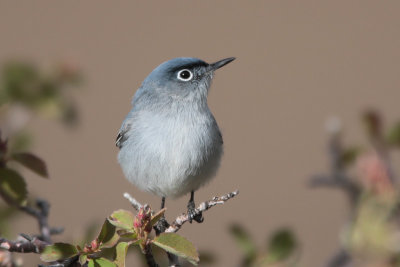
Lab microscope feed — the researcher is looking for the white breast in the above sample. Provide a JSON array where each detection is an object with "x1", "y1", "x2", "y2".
[{"x1": 118, "y1": 108, "x2": 223, "y2": 198}]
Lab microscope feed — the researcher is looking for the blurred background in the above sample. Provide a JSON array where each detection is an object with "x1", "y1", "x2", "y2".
[{"x1": 1, "y1": 1, "x2": 400, "y2": 266}]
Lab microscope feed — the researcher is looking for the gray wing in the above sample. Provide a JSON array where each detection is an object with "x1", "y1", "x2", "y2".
[{"x1": 116, "y1": 119, "x2": 132, "y2": 149}]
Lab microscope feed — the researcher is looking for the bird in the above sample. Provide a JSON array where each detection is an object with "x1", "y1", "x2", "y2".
[{"x1": 116, "y1": 57, "x2": 235, "y2": 223}]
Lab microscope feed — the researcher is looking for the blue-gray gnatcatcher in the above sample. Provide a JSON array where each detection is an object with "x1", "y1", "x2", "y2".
[{"x1": 116, "y1": 57, "x2": 235, "y2": 223}]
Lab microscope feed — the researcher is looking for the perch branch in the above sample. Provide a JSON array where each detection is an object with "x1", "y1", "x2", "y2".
[
  {"x1": 123, "y1": 190, "x2": 239, "y2": 267},
  {"x1": 0, "y1": 236, "x2": 48, "y2": 253},
  {"x1": 166, "y1": 190, "x2": 239, "y2": 233},
  {"x1": 123, "y1": 192, "x2": 143, "y2": 211}
]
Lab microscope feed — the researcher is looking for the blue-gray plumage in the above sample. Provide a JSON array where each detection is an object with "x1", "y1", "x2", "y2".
[{"x1": 116, "y1": 57, "x2": 235, "y2": 222}]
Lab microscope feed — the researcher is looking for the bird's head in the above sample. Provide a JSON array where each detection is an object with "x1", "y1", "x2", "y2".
[{"x1": 140, "y1": 57, "x2": 235, "y2": 101}]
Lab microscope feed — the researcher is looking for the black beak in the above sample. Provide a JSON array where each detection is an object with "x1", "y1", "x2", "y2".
[{"x1": 209, "y1": 57, "x2": 236, "y2": 71}]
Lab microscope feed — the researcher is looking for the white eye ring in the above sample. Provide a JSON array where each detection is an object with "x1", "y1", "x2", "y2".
[{"x1": 177, "y1": 69, "x2": 193, "y2": 81}]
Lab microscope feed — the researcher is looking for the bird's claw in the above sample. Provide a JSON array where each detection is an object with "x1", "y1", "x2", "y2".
[{"x1": 187, "y1": 201, "x2": 204, "y2": 223}]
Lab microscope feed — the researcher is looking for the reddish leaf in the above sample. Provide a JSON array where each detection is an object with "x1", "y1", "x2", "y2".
[{"x1": 12, "y1": 152, "x2": 48, "y2": 178}]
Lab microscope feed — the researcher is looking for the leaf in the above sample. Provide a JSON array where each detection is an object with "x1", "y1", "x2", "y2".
[
  {"x1": 387, "y1": 122, "x2": 400, "y2": 147},
  {"x1": 79, "y1": 254, "x2": 88, "y2": 265},
  {"x1": 153, "y1": 233, "x2": 199, "y2": 265},
  {"x1": 266, "y1": 229, "x2": 296, "y2": 262},
  {"x1": 11, "y1": 152, "x2": 48, "y2": 178},
  {"x1": 363, "y1": 110, "x2": 382, "y2": 139},
  {"x1": 340, "y1": 146, "x2": 362, "y2": 167},
  {"x1": 108, "y1": 210, "x2": 134, "y2": 230},
  {"x1": 88, "y1": 257, "x2": 117, "y2": 267},
  {"x1": 150, "y1": 208, "x2": 166, "y2": 227},
  {"x1": 9, "y1": 131, "x2": 32, "y2": 153},
  {"x1": 0, "y1": 168, "x2": 27, "y2": 206},
  {"x1": 97, "y1": 219, "x2": 119, "y2": 248},
  {"x1": 117, "y1": 229, "x2": 137, "y2": 241},
  {"x1": 229, "y1": 224, "x2": 257, "y2": 262},
  {"x1": 114, "y1": 242, "x2": 129, "y2": 267},
  {"x1": 40, "y1": 243, "x2": 78, "y2": 262}
]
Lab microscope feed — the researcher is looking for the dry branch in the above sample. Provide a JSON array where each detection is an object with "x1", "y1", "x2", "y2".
[
  {"x1": 166, "y1": 190, "x2": 239, "y2": 233},
  {"x1": 0, "y1": 236, "x2": 48, "y2": 253}
]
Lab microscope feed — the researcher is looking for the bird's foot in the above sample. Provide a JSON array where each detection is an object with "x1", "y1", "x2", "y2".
[
  {"x1": 154, "y1": 217, "x2": 169, "y2": 235},
  {"x1": 187, "y1": 200, "x2": 204, "y2": 223}
]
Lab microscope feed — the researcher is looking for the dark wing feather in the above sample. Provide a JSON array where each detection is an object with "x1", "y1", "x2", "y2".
[{"x1": 116, "y1": 123, "x2": 132, "y2": 149}]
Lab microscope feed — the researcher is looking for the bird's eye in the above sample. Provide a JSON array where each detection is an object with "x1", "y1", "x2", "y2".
[{"x1": 177, "y1": 69, "x2": 193, "y2": 81}]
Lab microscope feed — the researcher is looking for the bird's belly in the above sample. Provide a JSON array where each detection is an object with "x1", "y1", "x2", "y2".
[{"x1": 118, "y1": 120, "x2": 223, "y2": 198}]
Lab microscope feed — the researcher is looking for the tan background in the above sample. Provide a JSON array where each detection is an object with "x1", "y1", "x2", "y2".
[{"x1": 1, "y1": 1, "x2": 400, "y2": 266}]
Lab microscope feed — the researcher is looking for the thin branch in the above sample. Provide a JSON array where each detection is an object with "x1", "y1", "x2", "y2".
[
  {"x1": 166, "y1": 190, "x2": 239, "y2": 233},
  {"x1": 309, "y1": 174, "x2": 360, "y2": 206},
  {"x1": 313, "y1": 119, "x2": 357, "y2": 267},
  {"x1": 325, "y1": 248, "x2": 351, "y2": 267},
  {"x1": 0, "y1": 237, "x2": 48, "y2": 253},
  {"x1": 20, "y1": 198, "x2": 54, "y2": 243},
  {"x1": 143, "y1": 241, "x2": 159, "y2": 267},
  {"x1": 123, "y1": 190, "x2": 239, "y2": 267},
  {"x1": 123, "y1": 192, "x2": 143, "y2": 211}
]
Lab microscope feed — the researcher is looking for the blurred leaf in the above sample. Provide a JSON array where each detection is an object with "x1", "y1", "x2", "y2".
[
  {"x1": 37, "y1": 98, "x2": 63, "y2": 119},
  {"x1": 340, "y1": 146, "x2": 362, "y2": 167},
  {"x1": 9, "y1": 131, "x2": 32, "y2": 152},
  {"x1": 108, "y1": 210, "x2": 134, "y2": 230},
  {"x1": 1, "y1": 62, "x2": 39, "y2": 107},
  {"x1": 11, "y1": 152, "x2": 48, "y2": 178},
  {"x1": 153, "y1": 233, "x2": 199, "y2": 265},
  {"x1": 0, "y1": 204, "x2": 18, "y2": 235},
  {"x1": 88, "y1": 257, "x2": 116, "y2": 267},
  {"x1": 0, "y1": 133, "x2": 7, "y2": 158},
  {"x1": 61, "y1": 102, "x2": 79, "y2": 126},
  {"x1": 266, "y1": 229, "x2": 296, "y2": 263},
  {"x1": 114, "y1": 242, "x2": 129, "y2": 267},
  {"x1": 40, "y1": 243, "x2": 78, "y2": 262},
  {"x1": 1, "y1": 60, "x2": 82, "y2": 127},
  {"x1": 97, "y1": 219, "x2": 119, "y2": 248},
  {"x1": 0, "y1": 168, "x2": 27, "y2": 206},
  {"x1": 79, "y1": 254, "x2": 88, "y2": 265},
  {"x1": 363, "y1": 110, "x2": 382, "y2": 139},
  {"x1": 198, "y1": 250, "x2": 216, "y2": 265},
  {"x1": 229, "y1": 224, "x2": 257, "y2": 263},
  {"x1": 150, "y1": 208, "x2": 166, "y2": 227},
  {"x1": 386, "y1": 122, "x2": 400, "y2": 147}
]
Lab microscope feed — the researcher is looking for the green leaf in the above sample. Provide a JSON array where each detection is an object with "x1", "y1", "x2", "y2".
[
  {"x1": 229, "y1": 224, "x2": 257, "y2": 261},
  {"x1": 79, "y1": 254, "x2": 88, "y2": 265},
  {"x1": 387, "y1": 122, "x2": 400, "y2": 147},
  {"x1": 266, "y1": 229, "x2": 296, "y2": 262},
  {"x1": 108, "y1": 210, "x2": 134, "y2": 230},
  {"x1": 88, "y1": 257, "x2": 117, "y2": 267},
  {"x1": 117, "y1": 229, "x2": 137, "y2": 241},
  {"x1": 98, "y1": 219, "x2": 119, "y2": 248},
  {"x1": 40, "y1": 243, "x2": 78, "y2": 262},
  {"x1": 11, "y1": 152, "x2": 48, "y2": 178},
  {"x1": 340, "y1": 146, "x2": 362, "y2": 167},
  {"x1": 150, "y1": 208, "x2": 166, "y2": 227},
  {"x1": 0, "y1": 168, "x2": 27, "y2": 206},
  {"x1": 114, "y1": 242, "x2": 129, "y2": 267},
  {"x1": 9, "y1": 131, "x2": 32, "y2": 153},
  {"x1": 153, "y1": 233, "x2": 199, "y2": 265}
]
